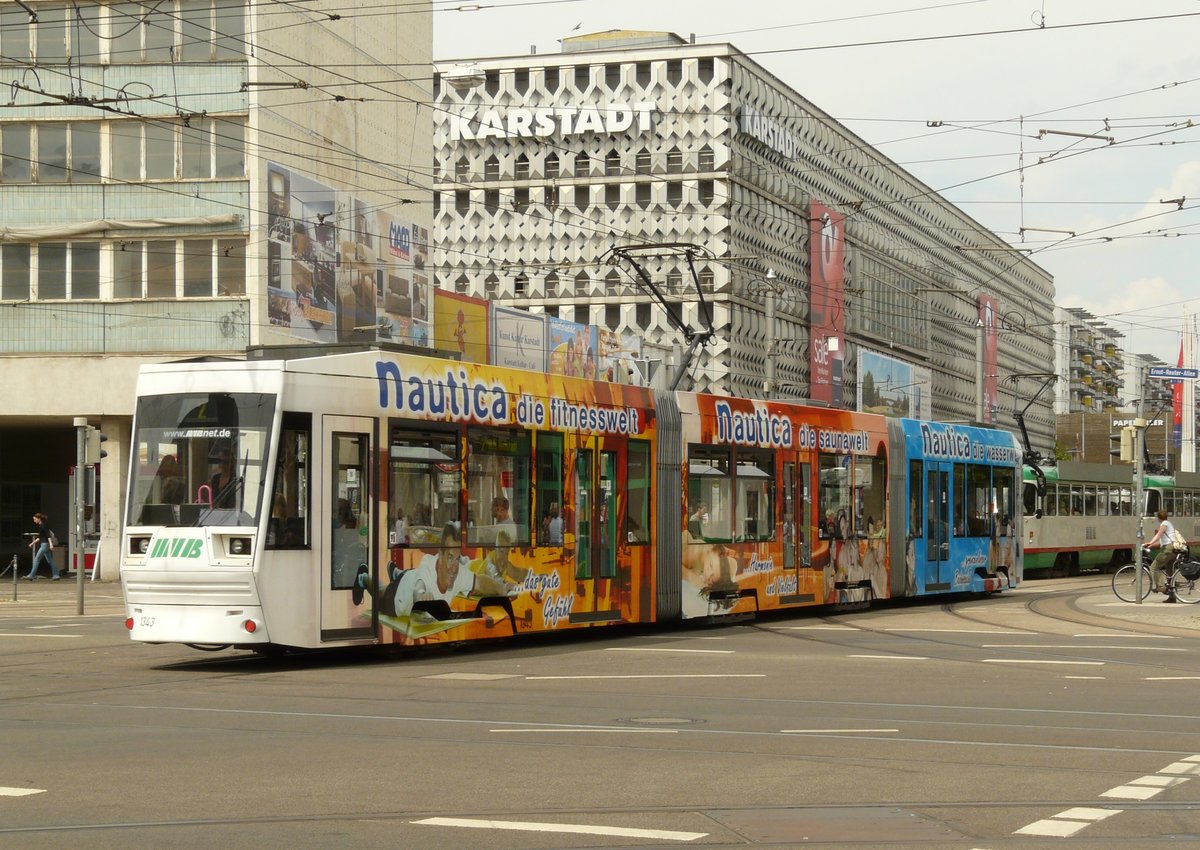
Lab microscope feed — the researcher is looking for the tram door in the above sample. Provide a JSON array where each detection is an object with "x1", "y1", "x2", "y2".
[
  {"x1": 924, "y1": 462, "x2": 951, "y2": 591},
  {"x1": 321, "y1": 416, "x2": 375, "y2": 641},
  {"x1": 574, "y1": 446, "x2": 620, "y2": 622}
]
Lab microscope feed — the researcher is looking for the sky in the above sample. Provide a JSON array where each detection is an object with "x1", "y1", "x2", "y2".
[{"x1": 432, "y1": 0, "x2": 1200, "y2": 366}]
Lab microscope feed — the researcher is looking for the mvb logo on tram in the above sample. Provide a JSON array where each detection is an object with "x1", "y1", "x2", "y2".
[{"x1": 149, "y1": 537, "x2": 204, "y2": 559}]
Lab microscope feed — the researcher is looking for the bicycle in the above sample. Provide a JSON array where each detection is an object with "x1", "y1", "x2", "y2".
[{"x1": 1112, "y1": 546, "x2": 1200, "y2": 603}]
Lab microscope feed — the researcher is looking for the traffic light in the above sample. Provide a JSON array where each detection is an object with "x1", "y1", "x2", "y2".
[
  {"x1": 1109, "y1": 426, "x2": 1135, "y2": 462},
  {"x1": 85, "y1": 426, "x2": 108, "y2": 464}
]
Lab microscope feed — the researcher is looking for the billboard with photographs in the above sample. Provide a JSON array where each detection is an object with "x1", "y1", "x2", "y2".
[
  {"x1": 598, "y1": 328, "x2": 645, "y2": 385},
  {"x1": 857, "y1": 349, "x2": 932, "y2": 421},
  {"x1": 431, "y1": 289, "x2": 490, "y2": 364},
  {"x1": 266, "y1": 163, "x2": 429, "y2": 346},
  {"x1": 547, "y1": 316, "x2": 599, "y2": 379}
]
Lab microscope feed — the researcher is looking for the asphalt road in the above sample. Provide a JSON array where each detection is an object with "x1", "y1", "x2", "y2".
[{"x1": 2, "y1": 574, "x2": 1199, "y2": 849}]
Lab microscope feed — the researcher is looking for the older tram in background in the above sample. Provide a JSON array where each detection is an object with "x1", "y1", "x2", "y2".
[{"x1": 121, "y1": 348, "x2": 1022, "y2": 652}]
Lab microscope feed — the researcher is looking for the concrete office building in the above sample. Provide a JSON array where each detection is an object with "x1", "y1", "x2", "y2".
[
  {"x1": 433, "y1": 30, "x2": 1057, "y2": 451},
  {"x1": 0, "y1": 0, "x2": 431, "y2": 576}
]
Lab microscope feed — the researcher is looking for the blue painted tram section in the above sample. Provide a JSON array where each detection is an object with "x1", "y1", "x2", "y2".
[{"x1": 889, "y1": 419, "x2": 1023, "y2": 595}]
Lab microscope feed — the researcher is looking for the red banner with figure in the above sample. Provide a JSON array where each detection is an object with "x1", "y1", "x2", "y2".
[
  {"x1": 808, "y1": 204, "x2": 846, "y2": 406},
  {"x1": 978, "y1": 293, "x2": 999, "y2": 424}
]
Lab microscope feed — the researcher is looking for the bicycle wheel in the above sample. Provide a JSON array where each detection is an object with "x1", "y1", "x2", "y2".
[
  {"x1": 1171, "y1": 571, "x2": 1200, "y2": 604},
  {"x1": 1112, "y1": 564, "x2": 1152, "y2": 602}
]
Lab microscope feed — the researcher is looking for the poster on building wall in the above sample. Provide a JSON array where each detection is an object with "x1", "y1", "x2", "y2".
[
  {"x1": 493, "y1": 306, "x2": 546, "y2": 371},
  {"x1": 979, "y1": 293, "x2": 999, "y2": 424},
  {"x1": 858, "y1": 349, "x2": 931, "y2": 420},
  {"x1": 432, "y1": 289, "x2": 490, "y2": 363},
  {"x1": 266, "y1": 162, "x2": 428, "y2": 347},
  {"x1": 808, "y1": 203, "x2": 846, "y2": 407},
  {"x1": 547, "y1": 316, "x2": 598, "y2": 379},
  {"x1": 598, "y1": 328, "x2": 644, "y2": 385}
]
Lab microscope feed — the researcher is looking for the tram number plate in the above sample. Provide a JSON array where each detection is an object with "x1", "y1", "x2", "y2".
[{"x1": 139, "y1": 615, "x2": 156, "y2": 628}]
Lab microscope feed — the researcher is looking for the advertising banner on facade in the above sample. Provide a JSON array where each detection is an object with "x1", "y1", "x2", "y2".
[
  {"x1": 432, "y1": 289, "x2": 490, "y2": 364},
  {"x1": 598, "y1": 328, "x2": 646, "y2": 385},
  {"x1": 978, "y1": 293, "x2": 999, "y2": 424},
  {"x1": 547, "y1": 316, "x2": 598, "y2": 379},
  {"x1": 808, "y1": 203, "x2": 846, "y2": 407},
  {"x1": 265, "y1": 162, "x2": 429, "y2": 347},
  {"x1": 493, "y1": 306, "x2": 546, "y2": 371},
  {"x1": 857, "y1": 349, "x2": 932, "y2": 420}
]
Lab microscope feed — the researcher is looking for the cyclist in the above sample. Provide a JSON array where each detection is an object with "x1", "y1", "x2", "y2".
[{"x1": 1145, "y1": 509, "x2": 1182, "y2": 602}]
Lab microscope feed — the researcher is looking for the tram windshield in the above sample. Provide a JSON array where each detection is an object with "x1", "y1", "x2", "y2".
[{"x1": 127, "y1": 392, "x2": 276, "y2": 528}]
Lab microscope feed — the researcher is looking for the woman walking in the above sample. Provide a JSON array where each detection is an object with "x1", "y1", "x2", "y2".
[{"x1": 26, "y1": 512, "x2": 60, "y2": 581}]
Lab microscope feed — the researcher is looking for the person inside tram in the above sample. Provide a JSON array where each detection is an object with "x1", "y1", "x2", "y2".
[{"x1": 209, "y1": 446, "x2": 239, "y2": 509}]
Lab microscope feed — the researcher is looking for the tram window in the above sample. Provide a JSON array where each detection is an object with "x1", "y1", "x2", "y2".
[
  {"x1": 688, "y1": 446, "x2": 732, "y2": 541},
  {"x1": 966, "y1": 464, "x2": 990, "y2": 536},
  {"x1": 856, "y1": 454, "x2": 886, "y2": 539},
  {"x1": 818, "y1": 455, "x2": 852, "y2": 539},
  {"x1": 1022, "y1": 482, "x2": 1037, "y2": 517},
  {"x1": 1070, "y1": 485, "x2": 1083, "y2": 516},
  {"x1": 993, "y1": 467, "x2": 1015, "y2": 533},
  {"x1": 389, "y1": 427, "x2": 460, "y2": 545},
  {"x1": 1055, "y1": 486, "x2": 1070, "y2": 517},
  {"x1": 1146, "y1": 489, "x2": 1160, "y2": 516},
  {"x1": 467, "y1": 428, "x2": 530, "y2": 546},
  {"x1": 734, "y1": 447, "x2": 773, "y2": 541},
  {"x1": 953, "y1": 464, "x2": 967, "y2": 536},
  {"x1": 266, "y1": 413, "x2": 310, "y2": 549},
  {"x1": 1119, "y1": 487, "x2": 1132, "y2": 516},
  {"x1": 536, "y1": 432, "x2": 565, "y2": 545},
  {"x1": 908, "y1": 460, "x2": 922, "y2": 538},
  {"x1": 1096, "y1": 486, "x2": 1109, "y2": 517},
  {"x1": 626, "y1": 440, "x2": 651, "y2": 544},
  {"x1": 1083, "y1": 486, "x2": 1097, "y2": 516}
]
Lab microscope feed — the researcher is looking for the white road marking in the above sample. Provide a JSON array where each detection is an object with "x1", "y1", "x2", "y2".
[
  {"x1": 29, "y1": 623, "x2": 86, "y2": 629},
  {"x1": 413, "y1": 817, "x2": 707, "y2": 841},
  {"x1": 1014, "y1": 808, "x2": 1119, "y2": 837},
  {"x1": 424, "y1": 673, "x2": 520, "y2": 680},
  {"x1": 1074, "y1": 633, "x2": 1175, "y2": 639},
  {"x1": 0, "y1": 787, "x2": 45, "y2": 797},
  {"x1": 775, "y1": 625, "x2": 859, "y2": 630},
  {"x1": 526, "y1": 674, "x2": 764, "y2": 680},
  {"x1": 982, "y1": 659, "x2": 1104, "y2": 665},
  {"x1": 1100, "y1": 784, "x2": 1166, "y2": 800},
  {"x1": 848, "y1": 654, "x2": 928, "y2": 660},
  {"x1": 884, "y1": 628, "x2": 1035, "y2": 635},
  {"x1": 0, "y1": 633, "x2": 82, "y2": 638},
  {"x1": 609, "y1": 653, "x2": 729, "y2": 657},
  {"x1": 1126, "y1": 775, "x2": 1188, "y2": 788},
  {"x1": 981, "y1": 644, "x2": 1186, "y2": 651},
  {"x1": 1159, "y1": 761, "x2": 1200, "y2": 775},
  {"x1": 1061, "y1": 676, "x2": 1106, "y2": 680},
  {"x1": 781, "y1": 728, "x2": 899, "y2": 734},
  {"x1": 1145, "y1": 676, "x2": 1200, "y2": 681},
  {"x1": 491, "y1": 728, "x2": 677, "y2": 734}
]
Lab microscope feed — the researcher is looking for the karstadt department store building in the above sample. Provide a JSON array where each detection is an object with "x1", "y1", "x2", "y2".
[{"x1": 433, "y1": 30, "x2": 1056, "y2": 450}]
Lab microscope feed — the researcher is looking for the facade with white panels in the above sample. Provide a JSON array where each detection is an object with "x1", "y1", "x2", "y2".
[
  {"x1": 433, "y1": 31, "x2": 1056, "y2": 449},
  {"x1": 0, "y1": 0, "x2": 431, "y2": 575}
]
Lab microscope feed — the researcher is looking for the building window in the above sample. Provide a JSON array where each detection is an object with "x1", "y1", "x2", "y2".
[
  {"x1": 635, "y1": 182, "x2": 651, "y2": 208},
  {"x1": 666, "y1": 145, "x2": 683, "y2": 173},
  {"x1": 484, "y1": 155, "x2": 500, "y2": 181},
  {"x1": 515, "y1": 153, "x2": 530, "y2": 180},
  {"x1": 217, "y1": 239, "x2": 245, "y2": 295},
  {"x1": 545, "y1": 152, "x2": 560, "y2": 178},
  {"x1": 114, "y1": 241, "x2": 143, "y2": 298},
  {"x1": 1, "y1": 2, "x2": 100, "y2": 63},
  {"x1": 0, "y1": 122, "x2": 101, "y2": 184},
  {"x1": 605, "y1": 63, "x2": 621, "y2": 89},
  {"x1": 635, "y1": 62, "x2": 651, "y2": 87},
  {"x1": 698, "y1": 145, "x2": 714, "y2": 172},
  {"x1": 667, "y1": 59, "x2": 683, "y2": 85},
  {"x1": 484, "y1": 273, "x2": 499, "y2": 298},
  {"x1": 432, "y1": 72, "x2": 441, "y2": 99},
  {"x1": 574, "y1": 151, "x2": 590, "y2": 176},
  {"x1": 37, "y1": 243, "x2": 68, "y2": 299},
  {"x1": 636, "y1": 302, "x2": 651, "y2": 328},
  {"x1": 544, "y1": 270, "x2": 559, "y2": 295},
  {"x1": 605, "y1": 304, "x2": 619, "y2": 329},
  {"x1": 515, "y1": 273, "x2": 528, "y2": 296},
  {"x1": 1, "y1": 244, "x2": 31, "y2": 300},
  {"x1": 543, "y1": 185, "x2": 559, "y2": 209},
  {"x1": 513, "y1": 186, "x2": 529, "y2": 209},
  {"x1": 574, "y1": 185, "x2": 589, "y2": 210},
  {"x1": 666, "y1": 181, "x2": 683, "y2": 208},
  {"x1": 635, "y1": 148, "x2": 651, "y2": 175},
  {"x1": 574, "y1": 270, "x2": 588, "y2": 294},
  {"x1": 605, "y1": 183, "x2": 621, "y2": 210},
  {"x1": 484, "y1": 69, "x2": 500, "y2": 96},
  {"x1": 455, "y1": 274, "x2": 469, "y2": 295},
  {"x1": 574, "y1": 64, "x2": 590, "y2": 90},
  {"x1": 455, "y1": 190, "x2": 469, "y2": 214},
  {"x1": 698, "y1": 57, "x2": 714, "y2": 83},
  {"x1": 513, "y1": 68, "x2": 529, "y2": 93},
  {"x1": 72, "y1": 243, "x2": 101, "y2": 298},
  {"x1": 604, "y1": 149, "x2": 622, "y2": 176},
  {"x1": 698, "y1": 179, "x2": 715, "y2": 206},
  {"x1": 432, "y1": 192, "x2": 441, "y2": 214},
  {"x1": 102, "y1": 0, "x2": 244, "y2": 63},
  {"x1": 484, "y1": 189, "x2": 499, "y2": 213},
  {"x1": 108, "y1": 118, "x2": 245, "y2": 182},
  {"x1": 455, "y1": 156, "x2": 470, "y2": 180},
  {"x1": 544, "y1": 66, "x2": 560, "y2": 90},
  {"x1": 574, "y1": 305, "x2": 589, "y2": 325}
]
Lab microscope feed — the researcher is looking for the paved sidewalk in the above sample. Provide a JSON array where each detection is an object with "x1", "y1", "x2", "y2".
[
  {"x1": 1070, "y1": 579, "x2": 1200, "y2": 633},
  {"x1": 0, "y1": 570, "x2": 126, "y2": 617}
]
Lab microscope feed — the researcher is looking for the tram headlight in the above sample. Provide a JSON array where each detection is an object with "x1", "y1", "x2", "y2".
[
  {"x1": 130, "y1": 537, "x2": 150, "y2": 555},
  {"x1": 228, "y1": 537, "x2": 252, "y2": 556}
]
